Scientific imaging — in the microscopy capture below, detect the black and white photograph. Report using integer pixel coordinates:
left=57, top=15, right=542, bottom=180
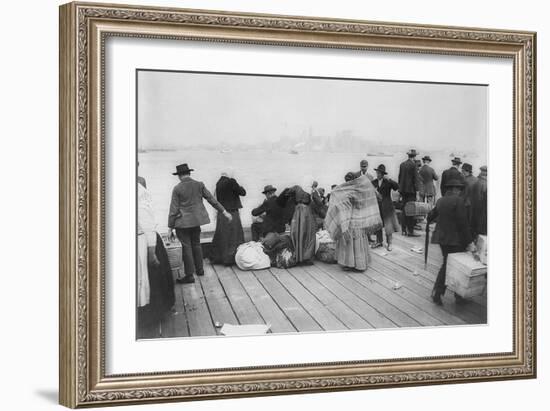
left=136, top=69, right=488, bottom=339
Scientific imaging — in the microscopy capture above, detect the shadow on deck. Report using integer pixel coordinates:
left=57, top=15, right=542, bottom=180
left=137, top=232, right=487, bottom=339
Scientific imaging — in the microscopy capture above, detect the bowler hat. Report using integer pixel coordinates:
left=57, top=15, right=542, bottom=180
left=480, top=165, right=487, bottom=172
left=407, top=149, right=418, bottom=156
left=262, top=184, right=277, bottom=194
left=444, top=179, right=465, bottom=188
left=172, top=163, right=194, bottom=175
left=462, top=163, right=473, bottom=173
left=360, top=159, right=369, bottom=166
left=422, top=155, right=432, bottom=162
left=374, top=164, right=388, bottom=174
left=451, top=157, right=462, bottom=165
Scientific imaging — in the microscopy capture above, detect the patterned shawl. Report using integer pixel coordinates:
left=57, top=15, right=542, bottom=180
left=324, top=175, right=382, bottom=240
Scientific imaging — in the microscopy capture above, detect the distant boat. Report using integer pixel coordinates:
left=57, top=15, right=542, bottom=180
left=289, top=149, right=299, bottom=155
left=367, top=152, right=393, bottom=157
left=220, top=148, right=232, bottom=154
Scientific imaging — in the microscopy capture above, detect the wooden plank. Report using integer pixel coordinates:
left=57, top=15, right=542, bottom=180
left=313, top=262, right=443, bottom=327
left=372, top=241, right=488, bottom=310
left=212, top=265, right=266, bottom=327
left=180, top=279, right=217, bottom=337
left=369, top=257, right=486, bottom=324
left=372, top=247, right=487, bottom=320
left=391, top=234, right=488, bottom=309
left=253, top=269, right=323, bottom=332
left=199, top=264, right=239, bottom=328
left=233, top=267, right=297, bottom=333
left=300, top=265, right=398, bottom=329
left=315, top=262, right=421, bottom=328
left=287, top=266, right=373, bottom=330
left=363, top=265, right=468, bottom=325
left=160, top=283, right=190, bottom=338
left=270, top=267, right=348, bottom=331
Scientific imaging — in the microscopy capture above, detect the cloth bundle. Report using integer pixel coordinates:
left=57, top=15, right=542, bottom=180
left=324, top=175, right=382, bottom=241
left=235, top=241, right=271, bottom=271
left=261, top=232, right=297, bottom=269
left=314, top=230, right=336, bottom=263
left=274, top=248, right=297, bottom=269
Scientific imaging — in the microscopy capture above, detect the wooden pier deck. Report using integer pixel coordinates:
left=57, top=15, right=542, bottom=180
left=137, top=233, right=487, bottom=339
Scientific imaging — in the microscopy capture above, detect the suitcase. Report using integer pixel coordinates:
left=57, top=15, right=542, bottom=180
left=404, top=201, right=432, bottom=217
left=445, top=252, right=487, bottom=298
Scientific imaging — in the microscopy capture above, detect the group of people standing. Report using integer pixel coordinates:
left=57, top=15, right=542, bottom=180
left=137, top=149, right=488, bottom=324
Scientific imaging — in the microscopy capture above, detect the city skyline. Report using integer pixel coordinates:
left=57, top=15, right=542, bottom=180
left=137, top=70, right=487, bottom=158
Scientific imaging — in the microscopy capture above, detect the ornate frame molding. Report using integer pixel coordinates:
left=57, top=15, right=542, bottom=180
left=59, top=2, right=536, bottom=408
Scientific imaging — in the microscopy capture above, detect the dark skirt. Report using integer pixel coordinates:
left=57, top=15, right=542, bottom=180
left=137, top=233, right=176, bottom=336
left=290, top=204, right=316, bottom=263
left=211, top=210, right=245, bottom=264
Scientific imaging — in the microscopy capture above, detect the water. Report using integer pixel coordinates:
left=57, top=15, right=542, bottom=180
left=138, top=149, right=480, bottom=233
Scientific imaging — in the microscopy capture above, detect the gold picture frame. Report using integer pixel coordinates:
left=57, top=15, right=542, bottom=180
left=59, top=1, right=537, bottom=408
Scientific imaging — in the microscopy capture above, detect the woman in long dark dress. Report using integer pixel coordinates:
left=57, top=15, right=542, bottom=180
left=211, top=171, right=246, bottom=265
left=277, top=185, right=317, bottom=265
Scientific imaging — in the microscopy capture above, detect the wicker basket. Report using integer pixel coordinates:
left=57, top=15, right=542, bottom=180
left=161, top=234, right=182, bottom=271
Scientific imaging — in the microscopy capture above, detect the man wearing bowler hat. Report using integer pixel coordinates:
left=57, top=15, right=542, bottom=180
left=168, top=163, right=232, bottom=284
left=427, top=179, right=475, bottom=305
left=398, top=148, right=422, bottom=236
left=251, top=185, right=287, bottom=241
left=419, top=155, right=438, bottom=205
left=440, top=157, right=465, bottom=196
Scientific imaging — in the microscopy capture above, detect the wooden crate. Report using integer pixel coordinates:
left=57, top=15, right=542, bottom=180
left=446, top=252, right=487, bottom=299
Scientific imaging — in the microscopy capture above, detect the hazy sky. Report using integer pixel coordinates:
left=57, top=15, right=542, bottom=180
left=137, top=70, right=487, bottom=154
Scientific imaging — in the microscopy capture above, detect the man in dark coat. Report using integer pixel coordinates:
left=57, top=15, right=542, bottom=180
left=251, top=185, right=287, bottom=241
left=440, top=157, right=465, bottom=196
left=398, top=149, right=421, bottom=236
left=461, top=163, right=478, bottom=229
left=427, top=179, right=475, bottom=305
left=471, top=166, right=488, bottom=236
left=310, top=180, right=327, bottom=228
left=167, top=163, right=232, bottom=284
left=419, top=155, right=438, bottom=205
left=372, top=164, right=400, bottom=251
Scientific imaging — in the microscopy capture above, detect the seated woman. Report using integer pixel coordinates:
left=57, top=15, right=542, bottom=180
left=324, top=174, right=382, bottom=272
left=277, top=185, right=317, bottom=265
left=211, top=170, right=246, bottom=265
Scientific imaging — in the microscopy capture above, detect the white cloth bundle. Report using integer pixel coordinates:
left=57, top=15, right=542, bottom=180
left=235, top=241, right=271, bottom=271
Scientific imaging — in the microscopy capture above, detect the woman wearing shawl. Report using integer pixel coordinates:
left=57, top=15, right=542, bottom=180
left=325, top=174, right=383, bottom=271
left=211, top=169, right=247, bottom=265
left=277, top=185, right=317, bottom=265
